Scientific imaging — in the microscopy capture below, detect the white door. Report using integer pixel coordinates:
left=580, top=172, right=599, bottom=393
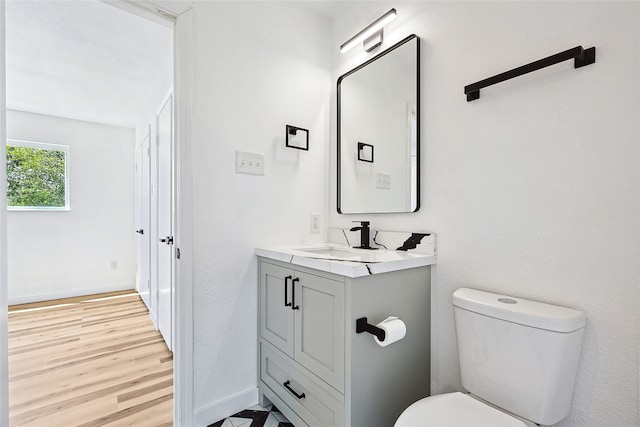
left=157, top=93, right=174, bottom=351
left=135, top=130, right=151, bottom=309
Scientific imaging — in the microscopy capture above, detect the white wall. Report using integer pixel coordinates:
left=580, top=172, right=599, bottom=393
left=6, top=110, right=136, bottom=304
left=188, top=2, right=331, bottom=423
left=136, top=46, right=173, bottom=140
left=330, top=2, right=639, bottom=426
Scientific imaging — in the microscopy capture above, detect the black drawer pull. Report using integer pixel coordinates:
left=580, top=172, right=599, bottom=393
left=291, top=278, right=300, bottom=310
left=284, top=276, right=292, bottom=307
left=283, top=380, right=305, bottom=399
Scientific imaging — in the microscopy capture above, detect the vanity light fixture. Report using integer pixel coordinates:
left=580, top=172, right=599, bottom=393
left=340, top=8, right=397, bottom=54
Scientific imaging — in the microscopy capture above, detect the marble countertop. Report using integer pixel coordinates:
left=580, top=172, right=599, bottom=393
left=255, top=244, right=436, bottom=278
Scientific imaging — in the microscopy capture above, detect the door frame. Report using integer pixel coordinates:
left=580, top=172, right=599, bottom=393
left=0, top=2, right=195, bottom=425
left=135, top=125, right=151, bottom=309
left=173, top=7, right=195, bottom=425
left=1, top=1, right=9, bottom=425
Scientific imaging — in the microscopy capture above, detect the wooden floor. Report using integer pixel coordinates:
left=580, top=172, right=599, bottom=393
left=8, top=291, right=173, bottom=427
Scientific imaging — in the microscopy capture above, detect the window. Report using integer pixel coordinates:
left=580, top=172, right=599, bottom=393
left=6, top=139, right=70, bottom=211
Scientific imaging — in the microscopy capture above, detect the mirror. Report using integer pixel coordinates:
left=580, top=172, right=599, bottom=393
left=337, top=34, right=419, bottom=214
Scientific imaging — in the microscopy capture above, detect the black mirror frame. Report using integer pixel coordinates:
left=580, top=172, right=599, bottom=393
left=337, top=34, right=420, bottom=214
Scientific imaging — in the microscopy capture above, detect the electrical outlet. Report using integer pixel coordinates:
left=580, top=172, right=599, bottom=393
left=236, top=150, right=265, bottom=175
left=310, top=213, right=321, bottom=234
left=376, top=172, right=391, bottom=189
left=110, top=260, right=118, bottom=270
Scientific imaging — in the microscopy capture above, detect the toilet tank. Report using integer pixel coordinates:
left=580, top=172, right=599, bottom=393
left=453, top=288, right=585, bottom=426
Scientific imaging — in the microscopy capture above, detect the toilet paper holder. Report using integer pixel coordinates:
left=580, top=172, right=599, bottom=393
left=356, top=317, right=386, bottom=341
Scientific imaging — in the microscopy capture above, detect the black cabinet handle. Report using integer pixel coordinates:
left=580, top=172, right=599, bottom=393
left=135, top=229, right=144, bottom=235
left=284, top=276, right=292, bottom=307
left=291, top=278, right=300, bottom=310
left=283, top=380, right=305, bottom=399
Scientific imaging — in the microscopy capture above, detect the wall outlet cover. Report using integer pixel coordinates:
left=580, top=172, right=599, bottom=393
left=310, top=213, right=321, bottom=234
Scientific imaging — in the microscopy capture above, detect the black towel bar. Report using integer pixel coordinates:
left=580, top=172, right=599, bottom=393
left=464, top=45, right=596, bottom=101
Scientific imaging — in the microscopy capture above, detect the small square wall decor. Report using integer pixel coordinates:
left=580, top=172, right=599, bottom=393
left=286, top=125, right=309, bottom=150
left=357, top=142, right=374, bottom=162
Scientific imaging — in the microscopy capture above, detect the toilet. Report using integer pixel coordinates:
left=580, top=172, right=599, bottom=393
left=395, top=288, right=585, bottom=427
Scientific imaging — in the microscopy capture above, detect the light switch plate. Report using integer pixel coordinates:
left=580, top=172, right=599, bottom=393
left=236, top=150, right=265, bottom=175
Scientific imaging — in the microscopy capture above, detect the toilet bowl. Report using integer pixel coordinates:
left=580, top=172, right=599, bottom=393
left=394, top=288, right=585, bottom=427
left=395, top=392, right=535, bottom=427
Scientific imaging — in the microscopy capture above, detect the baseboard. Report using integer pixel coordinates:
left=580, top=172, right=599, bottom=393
left=193, top=387, right=259, bottom=427
left=7, top=282, right=136, bottom=305
left=148, top=306, right=159, bottom=330
left=139, top=290, right=150, bottom=308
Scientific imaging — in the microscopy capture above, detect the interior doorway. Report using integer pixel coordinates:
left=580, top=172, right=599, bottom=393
left=2, top=0, right=183, bottom=424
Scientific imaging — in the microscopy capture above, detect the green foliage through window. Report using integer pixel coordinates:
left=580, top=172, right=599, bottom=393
left=6, top=141, right=68, bottom=209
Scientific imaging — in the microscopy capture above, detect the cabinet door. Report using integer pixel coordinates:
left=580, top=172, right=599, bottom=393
left=260, top=262, right=295, bottom=357
left=294, top=271, right=345, bottom=392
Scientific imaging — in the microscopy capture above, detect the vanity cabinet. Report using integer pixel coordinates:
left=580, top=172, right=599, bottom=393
left=260, top=262, right=345, bottom=392
left=258, top=257, right=431, bottom=427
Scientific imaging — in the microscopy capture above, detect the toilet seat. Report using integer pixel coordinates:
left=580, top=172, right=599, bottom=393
left=394, top=392, right=528, bottom=427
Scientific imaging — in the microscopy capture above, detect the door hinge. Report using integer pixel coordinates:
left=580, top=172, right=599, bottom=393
left=176, top=247, right=181, bottom=260
left=156, top=8, right=177, bottom=20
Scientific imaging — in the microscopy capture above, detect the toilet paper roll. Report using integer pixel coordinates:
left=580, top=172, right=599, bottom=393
left=374, top=316, right=407, bottom=347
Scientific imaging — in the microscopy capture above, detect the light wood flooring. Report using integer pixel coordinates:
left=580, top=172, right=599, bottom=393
left=8, top=291, right=173, bottom=426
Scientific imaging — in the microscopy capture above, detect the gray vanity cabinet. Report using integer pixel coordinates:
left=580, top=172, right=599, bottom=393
left=259, top=260, right=346, bottom=426
left=258, top=257, right=431, bottom=427
left=260, top=261, right=345, bottom=392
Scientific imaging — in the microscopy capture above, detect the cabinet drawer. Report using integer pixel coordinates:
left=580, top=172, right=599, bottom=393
left=261, top=341, right=344, bottom=427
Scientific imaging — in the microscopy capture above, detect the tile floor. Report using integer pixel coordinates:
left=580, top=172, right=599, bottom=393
left=208, top=404, right=294, bottom=427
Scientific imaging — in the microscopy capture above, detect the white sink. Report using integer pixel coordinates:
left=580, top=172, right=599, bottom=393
left=291, top=245, right=413, bottom=263
left=293, top=246, right=366, bottom=259
left=256, top=243, right=436, bottom=277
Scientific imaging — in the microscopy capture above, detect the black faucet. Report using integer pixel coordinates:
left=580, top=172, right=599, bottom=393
left=350, top=221, right=377, bottom=250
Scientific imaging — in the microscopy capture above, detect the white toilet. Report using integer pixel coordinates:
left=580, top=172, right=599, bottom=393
left=395, top=287, right=585, bottom=427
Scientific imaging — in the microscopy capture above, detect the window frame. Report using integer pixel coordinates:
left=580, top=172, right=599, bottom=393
left=6, top=139, right=70, bottom=211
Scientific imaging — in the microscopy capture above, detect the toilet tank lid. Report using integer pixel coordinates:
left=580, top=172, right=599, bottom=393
left=453, top=288, right=585, bottom=333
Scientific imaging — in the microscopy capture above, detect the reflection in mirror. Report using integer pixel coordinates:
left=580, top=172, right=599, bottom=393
left=338, top=35, right=419, bottom=214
